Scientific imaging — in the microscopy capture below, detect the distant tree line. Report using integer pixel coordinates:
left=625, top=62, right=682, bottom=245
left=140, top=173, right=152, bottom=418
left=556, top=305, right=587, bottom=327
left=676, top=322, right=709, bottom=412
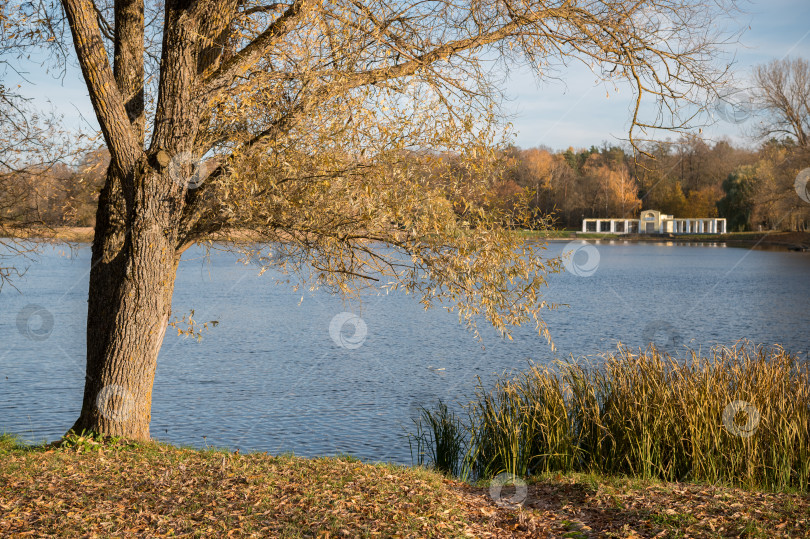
left=0, top=149, right=107, bottom=228
left=488, top=136, right=809, bottom=231
left=3, top=135, right=809, bottom=232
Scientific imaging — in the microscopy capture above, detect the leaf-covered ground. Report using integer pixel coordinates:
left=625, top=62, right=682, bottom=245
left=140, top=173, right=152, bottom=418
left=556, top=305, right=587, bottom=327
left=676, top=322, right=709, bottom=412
left=0, top=436, right=808, bottom=537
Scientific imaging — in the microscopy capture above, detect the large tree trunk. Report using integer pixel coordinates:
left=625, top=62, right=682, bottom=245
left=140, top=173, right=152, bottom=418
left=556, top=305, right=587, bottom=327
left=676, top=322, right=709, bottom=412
left=63, top=0, right=227, bottom=439
left=63, top=0, right=202, bottom=440
left=71, top=164, right=180, bottom=440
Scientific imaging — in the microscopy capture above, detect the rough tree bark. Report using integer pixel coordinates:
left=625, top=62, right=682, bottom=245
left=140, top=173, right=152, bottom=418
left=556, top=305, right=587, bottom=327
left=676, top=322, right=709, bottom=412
left=65, top=0, right=202, bottom=439
left=71, top=163, right=181, bottom=439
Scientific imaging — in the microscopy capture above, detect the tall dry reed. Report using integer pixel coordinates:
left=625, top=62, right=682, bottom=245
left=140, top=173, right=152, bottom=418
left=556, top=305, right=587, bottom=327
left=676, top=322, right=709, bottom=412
left=410, top=342, right=810, bottom=491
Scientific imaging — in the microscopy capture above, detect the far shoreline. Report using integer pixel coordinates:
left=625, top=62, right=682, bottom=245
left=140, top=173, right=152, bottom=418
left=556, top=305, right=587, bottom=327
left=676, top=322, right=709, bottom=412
left=522, top=229, right=810, bottom=252
left=4, top=226, right=810, bottom=252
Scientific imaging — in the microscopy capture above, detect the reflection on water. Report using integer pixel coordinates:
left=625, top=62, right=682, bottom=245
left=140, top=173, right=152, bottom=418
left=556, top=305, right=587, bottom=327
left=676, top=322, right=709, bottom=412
left=1, top=242, right=808, bottom=463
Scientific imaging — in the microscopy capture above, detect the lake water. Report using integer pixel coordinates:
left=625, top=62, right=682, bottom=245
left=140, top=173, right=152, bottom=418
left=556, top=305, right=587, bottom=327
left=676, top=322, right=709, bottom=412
left=1, top=240, right=809, bottom=464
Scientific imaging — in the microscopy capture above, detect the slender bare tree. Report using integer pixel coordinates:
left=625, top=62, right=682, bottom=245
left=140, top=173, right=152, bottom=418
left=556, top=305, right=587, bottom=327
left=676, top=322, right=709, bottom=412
left=753, top=57, right=810, bottom=147
left=3, top=0, right=734, bottom=439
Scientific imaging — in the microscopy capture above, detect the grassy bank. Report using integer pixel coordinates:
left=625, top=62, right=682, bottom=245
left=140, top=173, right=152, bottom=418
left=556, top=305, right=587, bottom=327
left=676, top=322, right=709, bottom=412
left=2, top=433, right=809, bottom=537
left=412, top=343, right=810, bottom=493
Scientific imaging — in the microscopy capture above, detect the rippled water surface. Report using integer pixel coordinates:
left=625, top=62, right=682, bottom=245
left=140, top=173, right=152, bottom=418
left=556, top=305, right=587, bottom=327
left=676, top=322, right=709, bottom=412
left=1, top=241, right=808, bottom=463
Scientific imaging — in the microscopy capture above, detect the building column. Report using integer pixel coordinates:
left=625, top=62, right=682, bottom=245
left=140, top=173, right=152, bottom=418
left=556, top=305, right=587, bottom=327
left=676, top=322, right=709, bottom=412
left=609, top=220, right=615, bottom=233
left=582, top=220, right=587, bottom=233
left=624, top=220, right=629, bottom=234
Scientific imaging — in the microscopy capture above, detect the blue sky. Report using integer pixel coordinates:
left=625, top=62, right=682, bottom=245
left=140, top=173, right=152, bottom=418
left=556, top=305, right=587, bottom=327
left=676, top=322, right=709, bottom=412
left=11, top=0, right=810, bottom=151
left=504, top=0, right=810, bottom=149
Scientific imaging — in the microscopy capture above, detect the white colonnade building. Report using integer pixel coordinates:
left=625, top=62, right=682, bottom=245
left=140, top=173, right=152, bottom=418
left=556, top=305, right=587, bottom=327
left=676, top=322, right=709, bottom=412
left=582, top=210, right=726, bottom=235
